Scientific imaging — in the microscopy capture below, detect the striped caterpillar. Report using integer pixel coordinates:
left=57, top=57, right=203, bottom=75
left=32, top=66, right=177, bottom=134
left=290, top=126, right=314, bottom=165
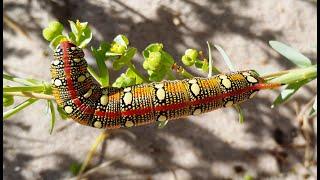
left=50, top=41, right=280, bottom=129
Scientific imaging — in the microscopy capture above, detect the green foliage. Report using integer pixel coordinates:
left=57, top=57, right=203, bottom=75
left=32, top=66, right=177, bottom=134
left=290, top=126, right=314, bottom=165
left=214, top=44, right=235, bottom=71
left=42, top=21, right=64, bottom=41
left=68, top=20, right=92, bottom=48
left=3, top=95, right=14, bottom=107
left=268, top=41, right=317, bottom=107
left=113, top=47, right=137, bottom=70
left=110, top=34, right=129, bottom=54
left=48, top=100, right=56, bottom=134
left=142, top=43, right=174, bottom=81
left=182, top=49, right=198, bottom=66
left=43, top=20, right=92, bottom=50
left=69, top=162, right=82, bottom=176
left=3, top=20, right=317, bottom=133
left=91, top=42, right=111, bottom=87
left=269, top=41, right=312, bottom=68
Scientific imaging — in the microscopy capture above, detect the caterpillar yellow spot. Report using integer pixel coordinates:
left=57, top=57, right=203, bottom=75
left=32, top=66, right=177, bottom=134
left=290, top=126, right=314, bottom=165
left=123, top=92, right=133, bottom=105
left=246, top=76, right=258, bottom=83
left=54, top=79, right=62, bottom=86
left=100, top=95, right=108, bottom=105
left=193, top=109, right=201, bottom=115
left=222, top=78, right=232, bottom=89
left=78, top=75, right=86, bottom=82
left=64, top=106, right=73, bottom=114
left=83, top=89, right=93, bottom=98
left=156, top=88, right=166, bottom=100
left=225, top=101, right=234, bottom=107
left=158, top=115, right=167, bottom=122
left=93, top=121, right=103, bottom=128
left=191, top=83, right=200, bottom=96
left=125, top=120, right=134, bottom=127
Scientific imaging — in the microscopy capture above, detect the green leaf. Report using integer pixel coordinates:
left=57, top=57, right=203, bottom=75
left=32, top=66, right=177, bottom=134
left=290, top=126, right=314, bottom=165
left=214, top=44, right=235, bottom=71
left=91, top=42, right=111, bottom=87
left=68, top=32, right=76, bottom=44
left=57, top=106, right=68, bottom=120
left=48, top=100, right=56, bottom=134
left=194, top=60, right=203, bottom=69
left=113, top=34, right=129, bottom=47
left=3, top=74, right=40, bottom=85
left=126, top=68, right=144, bottom=84
left=234, top=105, right=245, bottom=123
left=3, top=98, right=38, bottom=120
left=3, top=95, right=14, bottom=107
left=201, top=60, right=209, bottom=73
left=49, top=35, right=68, bottom=50
left=112, top=47, right=136, bottom=70
left=68, top=20, right=92, bottom=47
left=142, top=43, right=163, bottom=59
left=68, top=20, right=78, bottom=35
left=69, top=162, right=82, bottom=176
left=157, top=120, right=169, bottom=129
left=110, top=42, right=126, bottom=54
left=148, top=68, right=166, bottom=82
left=78, top=27, right=92, bottom=48
left=272, top=79, right=311, bottom=108
left=112, top=73, right=136, bottom=88
left=42, top=21, right=64, bottom=41
left=243, top=174, right=254, bottom=180
left=160, top=51, right=174, bottom=67
left=269, top=41, right=312, bottom=68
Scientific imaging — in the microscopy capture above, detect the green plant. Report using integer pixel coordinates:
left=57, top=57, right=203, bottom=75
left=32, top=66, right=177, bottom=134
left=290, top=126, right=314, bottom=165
left=3, top=20, right=317, bottom=176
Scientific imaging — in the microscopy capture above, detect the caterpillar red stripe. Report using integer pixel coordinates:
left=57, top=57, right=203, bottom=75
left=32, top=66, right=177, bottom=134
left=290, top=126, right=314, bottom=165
left=50, top=41, right=280, bottom=129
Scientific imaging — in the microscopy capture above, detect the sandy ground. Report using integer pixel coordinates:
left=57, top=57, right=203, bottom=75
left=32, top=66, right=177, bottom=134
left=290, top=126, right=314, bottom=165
left=3, top=0, right=317, bottom=179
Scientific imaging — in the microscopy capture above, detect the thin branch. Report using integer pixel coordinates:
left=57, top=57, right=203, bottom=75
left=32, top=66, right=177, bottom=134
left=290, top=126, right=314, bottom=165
left=4, top=92, right=55, bottom=100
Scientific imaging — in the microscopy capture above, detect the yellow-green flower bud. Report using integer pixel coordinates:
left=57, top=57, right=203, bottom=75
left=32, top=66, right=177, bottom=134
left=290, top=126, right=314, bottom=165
left=110, top=42, right=126, bottom=54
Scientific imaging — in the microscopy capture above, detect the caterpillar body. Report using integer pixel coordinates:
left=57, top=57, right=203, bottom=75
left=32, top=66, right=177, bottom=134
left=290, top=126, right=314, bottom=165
left=50, top=41, right=279, bottom=129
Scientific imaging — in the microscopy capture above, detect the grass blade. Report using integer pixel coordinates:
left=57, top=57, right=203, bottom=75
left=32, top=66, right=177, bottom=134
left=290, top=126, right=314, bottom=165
left=214, top=44, right=235, bottom=71
left=234, top=105, right=245, bottom=123
left=48, top=100, right=56, bottom=134
left=269, top=41, right=312, bottom=68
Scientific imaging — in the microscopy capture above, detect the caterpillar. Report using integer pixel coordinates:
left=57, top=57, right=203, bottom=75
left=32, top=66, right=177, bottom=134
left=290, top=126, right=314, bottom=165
left=50, top=41, right=280, bottom=129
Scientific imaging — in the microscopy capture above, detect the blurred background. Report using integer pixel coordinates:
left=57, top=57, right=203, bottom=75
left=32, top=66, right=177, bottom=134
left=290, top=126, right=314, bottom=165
left=3, top=0, right=317, bottom=179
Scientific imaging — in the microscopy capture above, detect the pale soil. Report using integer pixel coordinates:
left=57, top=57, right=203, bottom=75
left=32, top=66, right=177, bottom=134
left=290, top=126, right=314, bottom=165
left=3, top=0, right=317, bottom=179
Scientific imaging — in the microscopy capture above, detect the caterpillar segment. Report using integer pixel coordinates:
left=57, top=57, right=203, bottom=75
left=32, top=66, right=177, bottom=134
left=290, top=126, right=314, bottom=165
left=50, top=41, right=278, bottom=129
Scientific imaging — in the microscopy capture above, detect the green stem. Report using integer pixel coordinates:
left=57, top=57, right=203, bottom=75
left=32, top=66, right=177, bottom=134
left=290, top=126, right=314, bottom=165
left=3, top=85, right=45, bottom=92
left=3, top=74, right=39, bottom=85
left=4, top=92, right=55, bottom=100
left=3, top=98, right=38, bottom=119
left=167, top=71, right=176, bottom=80
left=180, top=68, right=194, bottom=78
left=207, top=41, right=213, bottom=77
left=127, top=62, right=150, bottom=83
left=267, top=65, right=317, bottom=84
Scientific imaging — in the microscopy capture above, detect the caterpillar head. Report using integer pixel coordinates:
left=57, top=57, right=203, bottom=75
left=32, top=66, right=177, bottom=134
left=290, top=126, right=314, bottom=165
left=53, top=41, right=84, bottom=62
